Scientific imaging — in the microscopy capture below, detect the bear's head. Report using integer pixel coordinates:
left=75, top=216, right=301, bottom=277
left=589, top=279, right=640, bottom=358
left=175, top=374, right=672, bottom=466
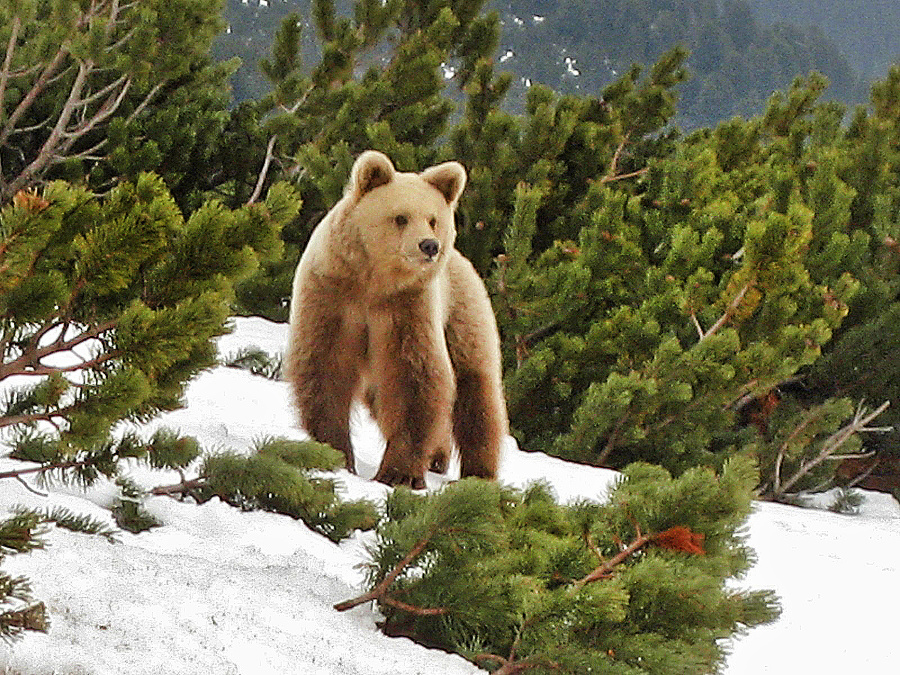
left=347, top=151, right=466, bottom=292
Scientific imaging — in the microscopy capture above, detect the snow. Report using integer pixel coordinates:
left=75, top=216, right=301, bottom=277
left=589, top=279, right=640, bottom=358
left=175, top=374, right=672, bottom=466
left=1, top=317, right=898, bottom=674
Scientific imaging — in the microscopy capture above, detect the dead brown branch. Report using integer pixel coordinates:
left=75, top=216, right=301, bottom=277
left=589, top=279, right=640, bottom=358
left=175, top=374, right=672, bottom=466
left=0, top=459, right=90, bottom=480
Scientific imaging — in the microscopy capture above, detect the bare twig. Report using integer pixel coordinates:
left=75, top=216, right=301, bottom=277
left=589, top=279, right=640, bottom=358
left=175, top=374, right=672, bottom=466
left=474, top=654, right=559, bottom=675
left=598, top=132, right=649, bottom=185
left=380, top=597, right=448, bottom=616
left=8, top=115, right=55, bottom=136
left=845, top=459, right=880, bottom=489
left=0, top=319, right=117, bottom=380
left=573, top=531, right=651, bottom=589
left=0, top=459, right=89, bottom=480
left=0, top=408, right=70, bottom=429
left=71, top=73, right=129, bottom=110
left=247, top=135, right=277, bottom=205
left=584, top=531, right=604, bottom=563
left=699, top=281, right=752, bottom=342
left=775, top=400, right=891, bottom=498
left=3, top=59, right=94, bottom=200
left=149, top=477, right=207, bottom=496
left=0, top=46, right=69, bottom=151
left=58, top=77, right=131, bottom=155
left=690, top=312, right=704, bottom=340
left=0, top=17, right=22, bottom=146
left=599, top=167, right=649, bottom=184
left=604, top=133, right=629, bottom=180
left=17, top=350, right=121, bottom=377
left=773, top=409, right=820, bottom=495
left=15, top=475, right=49, bottom=497
left=125, top=82, right=163, bottom=124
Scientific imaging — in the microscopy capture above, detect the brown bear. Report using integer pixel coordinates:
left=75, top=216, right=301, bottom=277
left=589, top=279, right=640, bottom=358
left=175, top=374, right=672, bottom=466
left=285, top=150, right=508, bottom=488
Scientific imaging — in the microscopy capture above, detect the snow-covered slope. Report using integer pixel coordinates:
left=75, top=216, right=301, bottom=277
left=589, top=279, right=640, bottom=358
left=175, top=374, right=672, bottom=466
left=0, top=318, right=897, bottom=674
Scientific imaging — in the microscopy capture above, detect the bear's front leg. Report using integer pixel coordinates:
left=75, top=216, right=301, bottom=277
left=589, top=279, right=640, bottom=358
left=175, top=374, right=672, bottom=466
left=286, top=294, right=366, bottom=472
left=368, top=305, right=455, bottom=488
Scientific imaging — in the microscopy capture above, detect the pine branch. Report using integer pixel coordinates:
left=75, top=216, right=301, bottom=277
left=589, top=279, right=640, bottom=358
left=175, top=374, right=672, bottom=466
left=0, top=18, right=21, bottom=171
left=574, top=525, right=706, bottom=589
left=334, top=529, right=436, bottom=611
left=775, top=400, right=891, bottom=498
left=0, top=46, right=68, bottom=151
left=698, top=280, right=753, bottom=342
left=247, top=135, right=278, bottom=205
left=0, top=459, right=90, bottom=481
left=14, top=505, right=118, bottom=543
left=0, top=319, right=117, bottom=381
left=148, top=477, right=206, bottom=497
left=0, top=602, right=49, bottom=640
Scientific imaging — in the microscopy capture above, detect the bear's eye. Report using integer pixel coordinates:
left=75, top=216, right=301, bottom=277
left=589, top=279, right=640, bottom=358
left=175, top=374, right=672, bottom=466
left=428, top=216, right=437, bottom=230
left=394, top=214, right=408, bottom=228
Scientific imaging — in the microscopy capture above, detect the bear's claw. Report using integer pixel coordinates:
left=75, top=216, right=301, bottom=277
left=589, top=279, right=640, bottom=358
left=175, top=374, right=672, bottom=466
left=374, top=466, right=427, bottom=490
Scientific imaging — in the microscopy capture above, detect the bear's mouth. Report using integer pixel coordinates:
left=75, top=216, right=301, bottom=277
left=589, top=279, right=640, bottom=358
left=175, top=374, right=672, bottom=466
left=404, top=251, right=439, bottom=266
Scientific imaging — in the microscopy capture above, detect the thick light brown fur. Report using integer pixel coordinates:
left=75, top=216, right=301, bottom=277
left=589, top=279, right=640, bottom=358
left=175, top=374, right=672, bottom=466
left=285, top=151, right=508, bottom=488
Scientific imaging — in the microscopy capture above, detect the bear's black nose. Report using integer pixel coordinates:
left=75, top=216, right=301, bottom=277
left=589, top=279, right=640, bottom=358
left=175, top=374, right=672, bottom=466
left=419, top=239, right=439, bottom=257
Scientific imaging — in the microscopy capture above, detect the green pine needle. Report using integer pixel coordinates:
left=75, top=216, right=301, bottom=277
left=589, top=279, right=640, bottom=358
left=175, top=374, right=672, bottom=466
left=223, top=346, right=283, bottom=380
left=13, top=506, right=119, bottom=544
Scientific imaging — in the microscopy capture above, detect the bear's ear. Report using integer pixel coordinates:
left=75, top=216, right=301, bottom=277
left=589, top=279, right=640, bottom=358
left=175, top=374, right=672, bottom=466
left=349, top=151, right=395, bottom=198
left=421, top=161, right=466, bottom=208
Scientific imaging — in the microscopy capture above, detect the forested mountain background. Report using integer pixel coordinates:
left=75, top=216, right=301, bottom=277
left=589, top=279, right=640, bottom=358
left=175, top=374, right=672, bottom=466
left=213, top=0, right=893, bottom=128
left=749, top=0, right=900, bottom=80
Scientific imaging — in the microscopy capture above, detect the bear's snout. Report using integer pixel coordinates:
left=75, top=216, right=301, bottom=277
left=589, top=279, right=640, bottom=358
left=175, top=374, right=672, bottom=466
left=419, top=239, right=440, bottom=258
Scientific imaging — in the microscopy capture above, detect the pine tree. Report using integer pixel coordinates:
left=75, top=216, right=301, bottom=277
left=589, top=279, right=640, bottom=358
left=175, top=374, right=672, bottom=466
left=0, top=0, right=239, bottom=208
left=336, top=457, right=779, bottom=674
left=0, top=173, right=297, bottom=636
left=489, top=69, right=898, bottom=501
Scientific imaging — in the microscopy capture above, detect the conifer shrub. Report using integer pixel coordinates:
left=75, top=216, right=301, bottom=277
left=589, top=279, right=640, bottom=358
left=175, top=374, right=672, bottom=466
left=484, top=72, right=897, bottom=502
left=0, top=510, right=49, bottom=641
left=0, top=172, right=297, bottom=637
left=165, top=437, right=380, bottom=543
left=336, top=457, right=779, bottom=674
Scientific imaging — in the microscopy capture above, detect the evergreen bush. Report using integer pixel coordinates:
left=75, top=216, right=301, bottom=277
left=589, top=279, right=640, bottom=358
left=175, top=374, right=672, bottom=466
left=337, top=457, right=779, bottom=674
